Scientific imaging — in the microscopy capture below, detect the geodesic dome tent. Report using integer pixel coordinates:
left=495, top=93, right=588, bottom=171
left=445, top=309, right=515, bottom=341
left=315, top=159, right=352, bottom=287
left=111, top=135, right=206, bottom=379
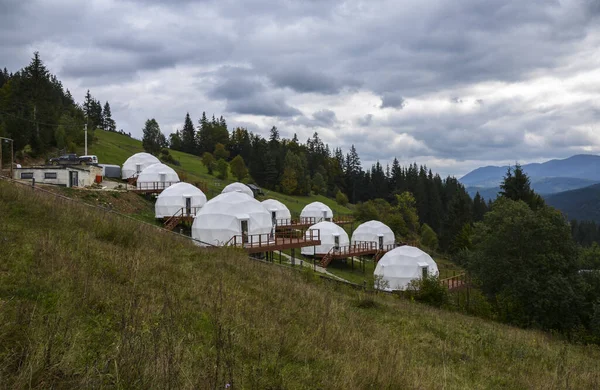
left=373, top=246, right=439, bottom=291
left=192, top=191, right=273, bottom=247
left=136, top=163, right=180, bottom=190
left=352, top=220, right=395, bottom=249
left=121, top=152, right=160, bottom=179
left=155, top=182, right=207, bottom=218
left=301, top=221, right=349, bottom=256
left=261, top=199, right=292, bottom=223
left=222, top=182, right=254, bottom=198
left=300, top=201, right=333, bottom=223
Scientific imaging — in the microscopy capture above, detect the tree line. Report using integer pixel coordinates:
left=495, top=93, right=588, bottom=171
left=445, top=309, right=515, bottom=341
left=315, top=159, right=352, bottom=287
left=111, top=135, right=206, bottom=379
left=0, top=53, right=123, bottom=157
left=141, top=111, right=485, bottom=252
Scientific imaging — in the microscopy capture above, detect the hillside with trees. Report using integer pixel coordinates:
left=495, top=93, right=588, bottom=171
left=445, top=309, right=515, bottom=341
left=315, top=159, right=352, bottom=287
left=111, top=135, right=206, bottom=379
left=0, top=53, right=122, bottom=157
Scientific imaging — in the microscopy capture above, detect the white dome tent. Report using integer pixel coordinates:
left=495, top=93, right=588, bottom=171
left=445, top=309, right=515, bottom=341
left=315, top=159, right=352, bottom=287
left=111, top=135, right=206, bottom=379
left=261, top=199, right=292, bottom=224
left=192, top=191, right=273, bottom=247
left=300, top=201, right=333, bottom=223
left=121, top=152, right=160, bottom=179
left=136, top=163, right=180, bottom=190
left=222, top=182, right=254, bottom=198
left=352, top=220, right=395, bottom=250
left=155, top=182, right=207, bottom=219
left=374, top=246, right=439, bottom=291
left=301, top=221, right=349, bottom=256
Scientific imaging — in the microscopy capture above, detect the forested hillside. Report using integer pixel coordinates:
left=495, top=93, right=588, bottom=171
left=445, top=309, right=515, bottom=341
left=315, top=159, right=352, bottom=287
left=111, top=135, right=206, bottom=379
left=0, top=52, right=120, bottom=156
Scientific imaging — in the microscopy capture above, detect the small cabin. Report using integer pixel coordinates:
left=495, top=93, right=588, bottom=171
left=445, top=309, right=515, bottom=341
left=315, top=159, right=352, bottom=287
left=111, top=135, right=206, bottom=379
left=13, top=165, right=102, bottom=188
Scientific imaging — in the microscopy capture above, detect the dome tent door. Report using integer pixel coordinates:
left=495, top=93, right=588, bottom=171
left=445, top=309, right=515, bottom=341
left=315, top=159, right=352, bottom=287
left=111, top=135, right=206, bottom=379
left=240, top=219, right=249, bottom=243
left=185, top=197, right=192, bottom=216
left=378, top=234, right=384, bottom=250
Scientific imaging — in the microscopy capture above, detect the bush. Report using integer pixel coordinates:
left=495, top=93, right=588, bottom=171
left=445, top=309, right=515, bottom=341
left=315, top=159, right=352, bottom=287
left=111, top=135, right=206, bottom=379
left=336, top=190, right=349, bottom=206
left=406, top=275, right=448, bottom=308
left=216, top=159, right=229, bottom=180
left=421, top=223, right=438, bottom=250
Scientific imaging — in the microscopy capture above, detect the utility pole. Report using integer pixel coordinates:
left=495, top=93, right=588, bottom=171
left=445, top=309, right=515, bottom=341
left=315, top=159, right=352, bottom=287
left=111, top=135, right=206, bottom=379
left=84, top=123, right=88, bottom=155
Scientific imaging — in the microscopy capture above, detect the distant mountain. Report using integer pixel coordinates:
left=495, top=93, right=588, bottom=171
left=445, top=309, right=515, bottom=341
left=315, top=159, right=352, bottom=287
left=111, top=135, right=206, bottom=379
left=546, top=183, right=600, bottom=223
left=466, top=177, right=600, bottom=202
left=460, top=154, right=600, bottom=188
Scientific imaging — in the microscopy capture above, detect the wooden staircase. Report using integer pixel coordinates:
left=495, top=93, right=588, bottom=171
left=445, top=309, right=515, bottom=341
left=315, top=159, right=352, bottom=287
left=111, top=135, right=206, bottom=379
left=319, top=248, right=335, bottom=268
left=164, top=208, right=184, bottom=231
left=374, top=250, right=385, bottom=262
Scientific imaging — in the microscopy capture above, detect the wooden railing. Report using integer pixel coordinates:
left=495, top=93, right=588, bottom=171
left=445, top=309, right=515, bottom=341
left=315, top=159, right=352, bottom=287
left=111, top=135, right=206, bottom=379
left=333, top=214, right=354, bottom=224
left=224, top=228, right=321, bottom=249
left=136, top=181, right=179, bottom=191
left=440, top=273, right=468, bottom=290
left=163, top=206, right=203, bottom=230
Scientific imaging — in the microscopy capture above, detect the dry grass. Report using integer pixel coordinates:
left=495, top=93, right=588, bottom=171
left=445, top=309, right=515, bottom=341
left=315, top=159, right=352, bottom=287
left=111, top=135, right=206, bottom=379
left=1, top=180, right=600, bottom=389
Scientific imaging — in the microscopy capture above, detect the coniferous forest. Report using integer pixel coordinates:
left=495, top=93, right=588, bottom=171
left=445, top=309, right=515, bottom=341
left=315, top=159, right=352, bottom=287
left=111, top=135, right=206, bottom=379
left=0, top=52, right=122, bottom=157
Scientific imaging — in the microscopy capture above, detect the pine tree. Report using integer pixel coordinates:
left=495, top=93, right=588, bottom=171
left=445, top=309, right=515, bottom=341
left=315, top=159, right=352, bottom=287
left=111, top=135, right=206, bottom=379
left=499, top=164, right=545, bottom=210
left=181, top=113, right=196, bottom=154
left=473, top=192, right=488, bottom=221
left=142, top=118, right=164, bottom=156
left=102, top=101, right=116, bottom=132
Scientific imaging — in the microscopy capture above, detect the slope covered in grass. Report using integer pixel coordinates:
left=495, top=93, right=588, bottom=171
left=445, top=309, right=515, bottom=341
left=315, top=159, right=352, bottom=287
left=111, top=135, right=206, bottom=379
left=1, top=180, right=600, bottom=388
left=87, top=130, right=352, bottom=215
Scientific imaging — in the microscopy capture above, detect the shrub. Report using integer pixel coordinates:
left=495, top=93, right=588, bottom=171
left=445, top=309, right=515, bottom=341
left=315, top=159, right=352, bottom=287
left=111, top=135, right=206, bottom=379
left=406, top=274, right=448, bottom=308
left=421, top=223, right=438, bottom=250
left=336, top=190, right=349, bottom=206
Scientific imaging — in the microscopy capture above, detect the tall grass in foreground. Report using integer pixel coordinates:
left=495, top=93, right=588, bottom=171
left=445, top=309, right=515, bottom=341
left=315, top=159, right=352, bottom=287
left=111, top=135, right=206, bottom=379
left=1, top=181, right=600, bottom=389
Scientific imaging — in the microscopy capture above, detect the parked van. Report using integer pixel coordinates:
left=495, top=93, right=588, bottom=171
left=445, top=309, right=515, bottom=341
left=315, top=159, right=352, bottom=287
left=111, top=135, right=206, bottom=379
left=80, top=155, right=98, bottom=164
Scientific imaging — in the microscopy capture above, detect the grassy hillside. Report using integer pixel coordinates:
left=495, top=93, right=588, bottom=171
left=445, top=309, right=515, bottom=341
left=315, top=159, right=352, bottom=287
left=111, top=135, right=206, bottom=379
left=86, top=131, right=352, bottom=215
left=2, top=180, right=600, bottom=388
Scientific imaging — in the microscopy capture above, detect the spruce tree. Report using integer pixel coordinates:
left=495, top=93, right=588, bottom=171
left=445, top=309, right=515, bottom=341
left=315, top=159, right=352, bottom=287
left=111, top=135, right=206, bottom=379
left=102, top=101, right=116, bottom=132
left=181, top=113, right=196, bottom=154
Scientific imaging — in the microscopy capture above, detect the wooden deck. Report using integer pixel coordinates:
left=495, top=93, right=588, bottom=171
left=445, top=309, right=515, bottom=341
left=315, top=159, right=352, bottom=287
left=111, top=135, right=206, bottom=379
left=131, top=181, right=179, bottom=194
left=225, top=228, right=322, bottom=254
left=275, top=215, right=354, bottom=231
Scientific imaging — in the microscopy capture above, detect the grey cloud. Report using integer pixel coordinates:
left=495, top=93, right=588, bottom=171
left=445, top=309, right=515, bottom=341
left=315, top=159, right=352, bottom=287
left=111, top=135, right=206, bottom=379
left=312, top=109, right=337, bottom=126
left=356, top=114, right=373, bottom=127
left=288, top=109, right=338, bottom=128
left=226, top=97, right=301, bottom=117
left=380, top=94, right=406, bottom=109
left=269, top=67, right=359, bottom=94
left=209, top=77, right=266, bottom=100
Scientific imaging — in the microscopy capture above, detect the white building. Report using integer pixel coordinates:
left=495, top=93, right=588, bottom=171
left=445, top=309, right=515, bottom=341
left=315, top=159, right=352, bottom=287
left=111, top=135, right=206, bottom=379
left=374, top=246, right=439, bottom=291
left=300, top=201, right=333, bottom=223
left=136, top=163, right=180, bottom=190
left=301, top=221, right=349, bottom=256
left=192, top=191, right=273, bottom=247
left=155, top=182, right=207, bottom=219
left=221, top=182, right=254, bottom=198
left=13, top=165, right=102, bottom=188
left=352, top=220, right=395, bottom=250
left=121, top=152, right=160, bottom=179
left=261, top=199, right=292, bottom=224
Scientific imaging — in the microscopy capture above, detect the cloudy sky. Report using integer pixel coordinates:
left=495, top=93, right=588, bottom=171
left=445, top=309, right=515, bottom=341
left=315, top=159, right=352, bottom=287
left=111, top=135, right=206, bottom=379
left=2, top=0, right=600, bottom=177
